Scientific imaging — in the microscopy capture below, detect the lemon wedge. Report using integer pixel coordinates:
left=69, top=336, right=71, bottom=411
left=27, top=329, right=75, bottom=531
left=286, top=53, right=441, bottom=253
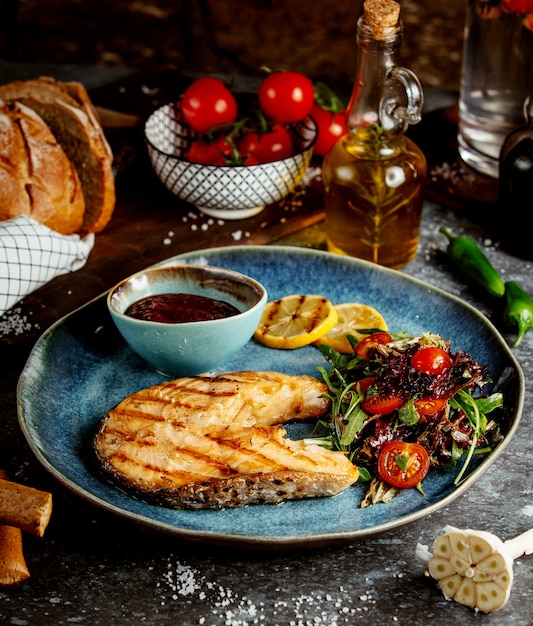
left=254, top=294, right=338, bottom=349
left=314, top=302, right=388, bottom=354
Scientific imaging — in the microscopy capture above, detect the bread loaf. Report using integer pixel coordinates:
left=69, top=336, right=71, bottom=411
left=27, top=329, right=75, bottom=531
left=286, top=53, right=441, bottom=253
left=0, top=76, right=115, bottom=234
left=0, top=101, right=85, bottom=235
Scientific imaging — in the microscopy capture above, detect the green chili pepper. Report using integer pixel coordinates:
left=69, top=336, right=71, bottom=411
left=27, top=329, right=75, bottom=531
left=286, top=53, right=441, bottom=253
left=439, top=227, right=505, bottom=299
left=503, top=280, right=533, bottom=347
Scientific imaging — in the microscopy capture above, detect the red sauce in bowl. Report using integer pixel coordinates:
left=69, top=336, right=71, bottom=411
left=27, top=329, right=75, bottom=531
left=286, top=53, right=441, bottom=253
left=124, top=293, right=240, bottom=323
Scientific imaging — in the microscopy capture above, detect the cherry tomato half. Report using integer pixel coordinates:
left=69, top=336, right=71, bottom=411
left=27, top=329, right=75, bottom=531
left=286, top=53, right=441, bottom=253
left=410, top=346, right=452, bottom=376
left=378, top=441, right=430, bottom=488
left=356, top=376, right=376, bottom=394
left=362, top=394, right=404, bottom=415
left=310, top=103, right=347, bottom=157
left=414, top=396, right=447, bottom=416
left=181, top=77, right=238, bottom=134
left=354, top=332, right=392, bottom=359
left=239, top=123, right=294, bottom=163
left=258, top=71, right=315, bottom=124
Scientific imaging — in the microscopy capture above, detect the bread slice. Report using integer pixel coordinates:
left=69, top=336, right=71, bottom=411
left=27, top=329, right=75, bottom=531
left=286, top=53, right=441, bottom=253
left=0, top=101, right=85, bottom=235
left=0, top=77, right=115, bottom=234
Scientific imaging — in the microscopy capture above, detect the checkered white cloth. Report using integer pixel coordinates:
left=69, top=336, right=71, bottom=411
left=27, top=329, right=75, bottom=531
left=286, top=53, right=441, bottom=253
left=0, top=215, right=94, bottom=316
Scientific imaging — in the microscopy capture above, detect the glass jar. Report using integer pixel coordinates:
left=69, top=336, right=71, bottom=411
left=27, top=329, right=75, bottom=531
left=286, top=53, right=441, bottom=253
left=322, top=0, right=426, bottom=270
left=458, top=0, right=533, bottom=179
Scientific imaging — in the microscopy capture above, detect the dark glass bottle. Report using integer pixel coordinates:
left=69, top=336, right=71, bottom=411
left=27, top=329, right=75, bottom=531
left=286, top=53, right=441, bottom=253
left=498, top=93, right=533, bottom=260
left=322, top=0, right=427, bottom=269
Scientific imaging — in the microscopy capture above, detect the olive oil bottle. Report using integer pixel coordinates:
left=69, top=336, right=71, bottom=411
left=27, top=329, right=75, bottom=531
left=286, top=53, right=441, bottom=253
left=323, top=0, right=427, bottom=269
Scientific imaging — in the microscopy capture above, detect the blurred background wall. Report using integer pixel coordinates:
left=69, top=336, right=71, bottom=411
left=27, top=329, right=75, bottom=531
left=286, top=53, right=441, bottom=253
left=0, top=0, right=466, bottom=91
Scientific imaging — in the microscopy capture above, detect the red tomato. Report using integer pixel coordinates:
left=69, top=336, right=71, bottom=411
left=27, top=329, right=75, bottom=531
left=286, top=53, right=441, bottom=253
left=213, top=135, right=235, bottom=159
left=241, top=153, right=260, bottom=165
left=501, top=0, right=533, bottom=14
left=187, top=135, right=236, bottom=165
left=258, top=71, right=315, bottom=124
left=414, top=396, right=447, bottom=416
left=411, top=347, right=452, bottom=376
left=186, top=140, right=225, bottom=165
left=181, top=77, right=238, bottom=134
left=362, top=394, right=404, bottom=415
left=354, top=332, right=392, bottom=359
left=378, top=441, right=430, bottom=488
left=356, top=376, right=376, bottom=394
left=239, top=124, right=294, bottom=163
left=310, top=103, right=347, bottom=157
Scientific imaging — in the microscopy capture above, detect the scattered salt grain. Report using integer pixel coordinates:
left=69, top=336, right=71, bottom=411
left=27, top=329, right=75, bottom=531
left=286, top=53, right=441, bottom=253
left=157, top=559, right=384, bottom=625
left=0, top=307, right=36, bottom=336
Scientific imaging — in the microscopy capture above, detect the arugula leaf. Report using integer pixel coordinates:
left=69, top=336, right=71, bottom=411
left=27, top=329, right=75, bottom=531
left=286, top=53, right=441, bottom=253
left=398, top=397, right=420, bottom=426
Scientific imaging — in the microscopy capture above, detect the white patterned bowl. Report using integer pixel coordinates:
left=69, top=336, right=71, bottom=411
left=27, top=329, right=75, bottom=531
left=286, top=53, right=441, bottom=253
left=144, top=102, right=317, bottom=220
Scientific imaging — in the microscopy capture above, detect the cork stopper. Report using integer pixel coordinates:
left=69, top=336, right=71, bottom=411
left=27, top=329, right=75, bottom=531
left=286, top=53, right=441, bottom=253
left=363, top=0, right=400, bottom=39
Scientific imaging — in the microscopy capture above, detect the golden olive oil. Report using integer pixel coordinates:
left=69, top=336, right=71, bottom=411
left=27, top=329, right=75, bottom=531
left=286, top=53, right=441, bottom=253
left=323, top=129, right=426, bottom=269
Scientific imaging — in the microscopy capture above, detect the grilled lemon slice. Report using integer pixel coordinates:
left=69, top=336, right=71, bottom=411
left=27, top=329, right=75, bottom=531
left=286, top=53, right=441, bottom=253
left=254, top=294, right=338, bottom=349
left=314, top=302, right=388, bottom=354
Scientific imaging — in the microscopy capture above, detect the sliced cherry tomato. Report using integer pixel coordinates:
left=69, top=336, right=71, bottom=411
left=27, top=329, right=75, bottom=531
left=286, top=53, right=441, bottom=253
left=414, top=396, right=447, bottom=416
left=310, top=103, right=347, bottom=157
left=356, top=376, right=376, bottom=394
left=378, top=441, right=430, bottom=488
left=258, top=71, right=315, bottom=124
left=410, top=346, right=452, bottom=376
left=362, top=393, right=404, bottom=415
left=239, top=124, right=294, bottom=163
left=354, top=332, right=392, bottom=359
left=181, top=77, right=238, bottom=134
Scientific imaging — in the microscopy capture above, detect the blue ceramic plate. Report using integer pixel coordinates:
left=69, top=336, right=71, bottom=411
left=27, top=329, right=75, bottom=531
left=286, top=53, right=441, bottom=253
left=18, top=246, right=524, bottom=549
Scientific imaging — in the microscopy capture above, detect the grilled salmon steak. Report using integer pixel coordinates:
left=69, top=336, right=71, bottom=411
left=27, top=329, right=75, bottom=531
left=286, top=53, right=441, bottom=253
left=93, top=371, right=359, bottom=509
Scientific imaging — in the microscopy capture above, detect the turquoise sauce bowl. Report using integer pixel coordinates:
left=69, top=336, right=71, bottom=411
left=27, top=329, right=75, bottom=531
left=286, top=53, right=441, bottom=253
left=107, top=264, right=267, bottom=377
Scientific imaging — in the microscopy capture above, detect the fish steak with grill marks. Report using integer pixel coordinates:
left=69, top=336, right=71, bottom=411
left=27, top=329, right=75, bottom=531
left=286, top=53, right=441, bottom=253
left=93, top=371, right=359, bottom=510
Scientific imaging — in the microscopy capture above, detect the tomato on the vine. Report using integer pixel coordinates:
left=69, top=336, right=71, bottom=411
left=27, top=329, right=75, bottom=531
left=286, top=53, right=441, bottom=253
left=310, top=103, right=347, bottom=157
left=187, top=135, right=235, bottom=165
left=362, top=393, right=404, bottom=415
left=378, top=441, right=430, bottom=488
left=241, top=153, right=260, bottom=166
left=239, top=123, right=294, bottom=163
left=354, top=332, right=392, bottom=359
left=258, top=71, right=315, bottom=124
left=411, top=346, right=452, bottom=376
left=181, top=77, right=238, bottom=134
left=414, top=396, right=447, bottom=416
left=186, top=140, right=225, bottom=165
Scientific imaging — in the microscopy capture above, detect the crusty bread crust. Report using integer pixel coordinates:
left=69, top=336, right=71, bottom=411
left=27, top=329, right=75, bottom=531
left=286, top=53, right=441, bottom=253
left=0, top=76, right=115, bottom=234
left=0, top=101, right=85, bottom=235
